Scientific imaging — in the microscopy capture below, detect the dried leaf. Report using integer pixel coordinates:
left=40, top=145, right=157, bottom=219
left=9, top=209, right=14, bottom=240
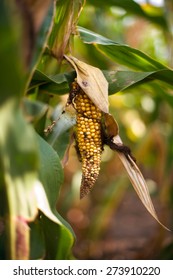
left=104, top=113, right=119, bottom=137
left=64, top=55, right=109, bottom=113
left=112, top=134, right=170, bottom=231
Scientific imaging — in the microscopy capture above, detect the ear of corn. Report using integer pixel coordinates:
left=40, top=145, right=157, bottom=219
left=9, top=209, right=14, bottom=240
left=70, top=81, right=103, bottom=198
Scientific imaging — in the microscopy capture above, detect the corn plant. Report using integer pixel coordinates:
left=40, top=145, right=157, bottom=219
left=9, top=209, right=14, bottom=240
left=0, top=0, right=173, bottom=260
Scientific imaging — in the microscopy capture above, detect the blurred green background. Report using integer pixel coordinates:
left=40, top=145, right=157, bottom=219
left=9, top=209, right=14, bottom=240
left=1, top=0, right=173, bottom=260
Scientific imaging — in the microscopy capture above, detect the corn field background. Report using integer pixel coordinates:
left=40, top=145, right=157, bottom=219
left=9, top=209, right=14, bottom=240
left=0, top=0, right=173, bottom=260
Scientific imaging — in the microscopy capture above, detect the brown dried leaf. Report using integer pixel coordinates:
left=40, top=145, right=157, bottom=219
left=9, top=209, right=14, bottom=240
left=64, top=55, right=109, bottom=113
left=104, top=113, right=119, bottom=137
left=112, top=134, right=170, bottom=231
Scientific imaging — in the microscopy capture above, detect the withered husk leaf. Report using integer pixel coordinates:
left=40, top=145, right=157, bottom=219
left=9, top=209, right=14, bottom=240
left=64, top=55, right=109, bottom=113
left=111, top=134, right=170, bottom=231
left=104, top=113, right=119, bottom=137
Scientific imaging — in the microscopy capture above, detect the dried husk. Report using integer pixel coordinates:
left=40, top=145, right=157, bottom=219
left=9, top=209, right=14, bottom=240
left=64, top=55, right=109, bottom=113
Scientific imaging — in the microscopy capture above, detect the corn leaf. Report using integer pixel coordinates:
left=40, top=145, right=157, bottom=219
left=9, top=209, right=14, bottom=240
left=45, top=104, right=76, bottom=160
left=29, top=69, right=74, bottom=94
left=29, top=221, right=45, bottom=260
left=36, top=135, right=75, bottom=259
left=0, top=0, right=41, bottom=259
left=78, top=26, right=170, bottom=71
left=103, top=69, right=173, bottom=94
left=0, top=100, right=40, bottom=259
left=30, top=67, right=173, bottom=97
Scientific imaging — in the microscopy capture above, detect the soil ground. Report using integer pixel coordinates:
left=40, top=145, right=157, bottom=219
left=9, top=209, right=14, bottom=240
left=72, top=192, right=172, bottom=260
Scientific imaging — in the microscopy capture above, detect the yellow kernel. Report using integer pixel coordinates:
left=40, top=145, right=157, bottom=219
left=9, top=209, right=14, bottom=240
left=71, top=81, right=103, bottom=197
left=91, top=105, right=96, bottom=110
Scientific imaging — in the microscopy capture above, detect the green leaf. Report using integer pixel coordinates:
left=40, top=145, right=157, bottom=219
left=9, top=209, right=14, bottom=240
left=29, top=69, right=76, bottom=94
left=37, top=135, right=75, bottom=259
left=23, top=99, right=48, bottom=123
left=29, top=67, right=173, bottom=98
left=41, top=215, right=74, bottom=260
left=0, top=0, right=75, bottom=260
left=29, top=220, right=45, bottom=260
left=46, top=104, right=76, bottom=159
left=0, top=0, right=46, bottom=259
left=104, top=70, right=153, bottom=94
left=78, top=26, right=169, bottom=71
left=0, top=102, right=39, bottom=219
left=0, top=100, right=40, bottom=259
left=22, top=98, right=48, bottom=136
left=0, top=0, right=25, bottom=103
left=103, top=69, right=173, bottom=94
left=37, top=134, right=64, bottom=208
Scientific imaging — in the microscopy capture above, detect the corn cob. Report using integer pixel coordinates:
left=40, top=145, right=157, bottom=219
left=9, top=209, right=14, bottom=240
left=70, top=80, right=103, bottom=198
